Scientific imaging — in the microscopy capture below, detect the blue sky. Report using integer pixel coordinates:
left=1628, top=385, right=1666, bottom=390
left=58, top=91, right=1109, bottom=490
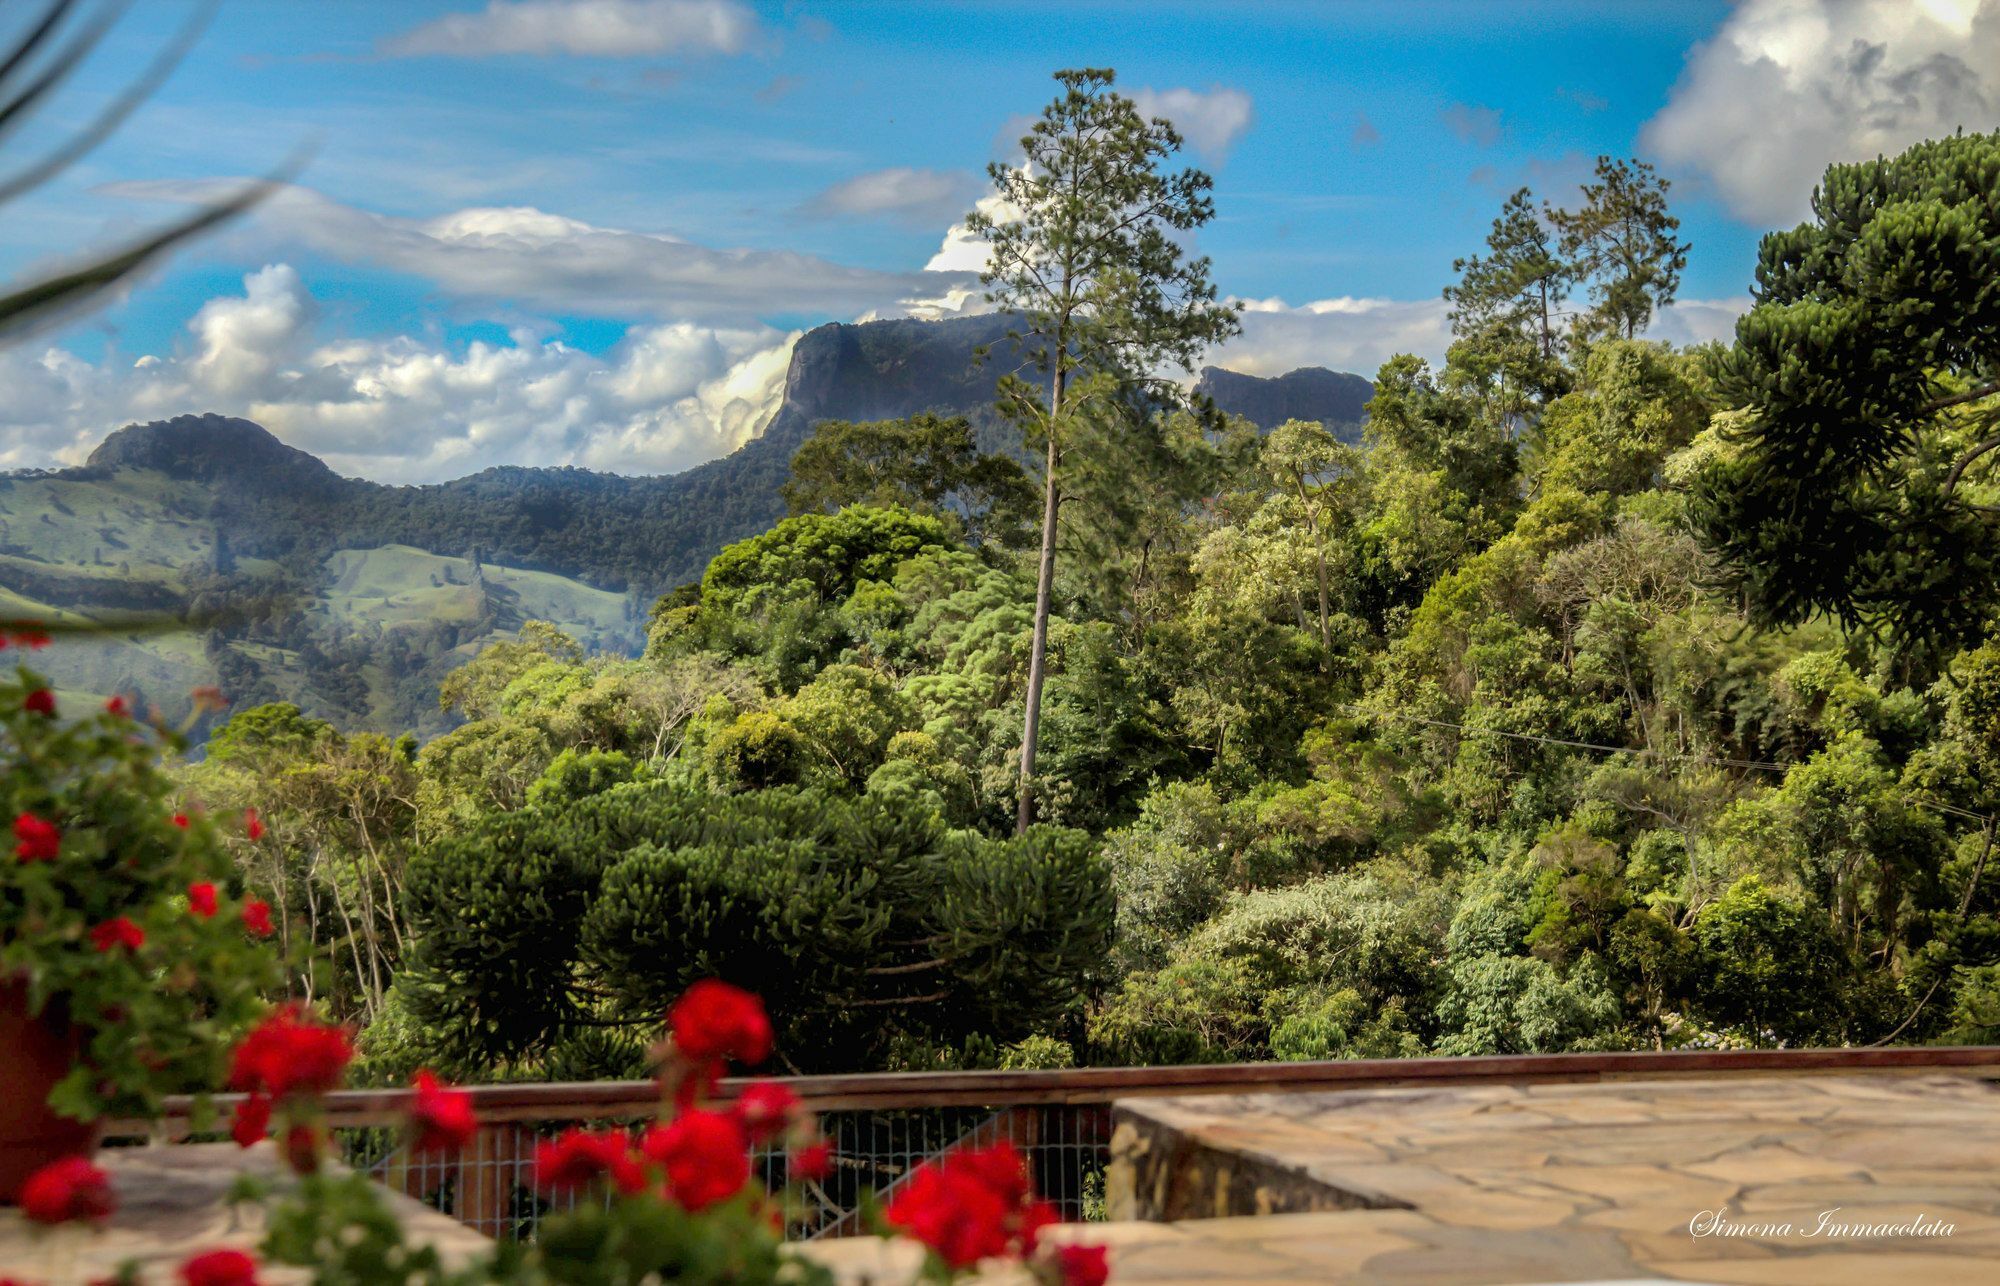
left=0, top=0, right=1992, bottom=481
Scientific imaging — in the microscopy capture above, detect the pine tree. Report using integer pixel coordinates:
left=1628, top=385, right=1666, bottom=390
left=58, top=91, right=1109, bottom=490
left=970, top=68, right=1241, bottom=833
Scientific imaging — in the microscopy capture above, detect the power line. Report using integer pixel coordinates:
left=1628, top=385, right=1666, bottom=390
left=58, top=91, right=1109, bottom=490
left=1346, top=703, right=1996, bottom=826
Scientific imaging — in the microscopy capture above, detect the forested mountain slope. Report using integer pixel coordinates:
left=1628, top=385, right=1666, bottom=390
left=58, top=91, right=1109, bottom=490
left=1, top=315, right=1367, bottom=732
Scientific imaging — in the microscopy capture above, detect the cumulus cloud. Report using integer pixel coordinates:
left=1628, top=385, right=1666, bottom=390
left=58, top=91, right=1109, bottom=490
left=380, top=0, right=763, bottom=58
left=113, top=182, right=976, bottom=327
left=1642, top=0, right=2000, bottom=224
left=1130, top=85, right=1255, bottom=160
left=0, top=265, right=797, bottom=483
left=1215, top=297, right=1456, bottom=376
left=806, top=167, right=981, bottom=224
left=1204, top=294, right=1750, bottom=379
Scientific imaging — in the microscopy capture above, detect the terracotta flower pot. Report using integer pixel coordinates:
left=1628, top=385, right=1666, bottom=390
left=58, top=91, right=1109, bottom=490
left=0, top=979, right=99, bottom=1204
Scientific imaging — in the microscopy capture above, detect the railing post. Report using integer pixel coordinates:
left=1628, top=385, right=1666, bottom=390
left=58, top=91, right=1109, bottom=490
left=459, top=1123, right=517, bottom=1237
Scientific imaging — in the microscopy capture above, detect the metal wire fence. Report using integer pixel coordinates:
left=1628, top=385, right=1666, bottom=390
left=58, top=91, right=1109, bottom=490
left=340, top=1101, right=1113, bottom=1243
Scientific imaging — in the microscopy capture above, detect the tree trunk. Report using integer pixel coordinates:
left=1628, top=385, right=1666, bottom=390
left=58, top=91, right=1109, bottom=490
left=1016, top=363, right=1066, bottom=835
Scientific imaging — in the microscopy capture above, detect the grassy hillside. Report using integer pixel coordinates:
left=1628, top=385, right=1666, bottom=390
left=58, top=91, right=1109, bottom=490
left=318, top=545, right=637, bottom=648
left=0, top=469, right=643, bottom=737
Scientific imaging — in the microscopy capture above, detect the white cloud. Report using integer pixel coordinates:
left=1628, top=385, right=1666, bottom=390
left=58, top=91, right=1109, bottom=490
left=0, top=266, right=798, bottom=483
left=1214, top=296, right=1456, bottom=375
left=1130, top=85, right=1256, bottom=160
left=1647, top=296, right=1751, bottom=349
left=380, top=0, right=763, bottom=59
left=1204, top=295, right=1751, bottom=378
left=806, top=167, right=980, bottom=223
left=1642, top=0, right=1999, bottom=224
left=112, top=182, right=976, bottom=328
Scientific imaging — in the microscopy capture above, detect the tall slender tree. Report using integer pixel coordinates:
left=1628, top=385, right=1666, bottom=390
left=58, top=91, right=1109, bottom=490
left=1551, top=156, right=1688, bottom=340
left=1444, top=186, right=1572, bottom=363
left=970, top=67, right=1240, bottom=833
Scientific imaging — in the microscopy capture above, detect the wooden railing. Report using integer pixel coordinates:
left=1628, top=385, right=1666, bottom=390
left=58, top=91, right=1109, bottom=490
left=113, top=1042, right=2000, bottom=1134
left=104, top=1045, right=2000, bottom=1240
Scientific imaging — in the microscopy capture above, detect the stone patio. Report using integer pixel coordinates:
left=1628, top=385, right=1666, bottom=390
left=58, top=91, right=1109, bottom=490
left=0, top=1142, right=490, bottom=1284
left=1093, top=1072, right=2000, bottom=1283
left=812, top=1071, right=2000, bottom=1284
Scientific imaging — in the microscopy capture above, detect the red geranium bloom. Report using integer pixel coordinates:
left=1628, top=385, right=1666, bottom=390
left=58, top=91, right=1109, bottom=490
left=886, top=1141, right=1044, bottom=1269
left=230, top=1093, right=272, bottom=1148
left=731, top=1081, right=799, bottom=1141
left=18, top=1156, right=114, bottom=1225
left=242, top=899, right=275, bottom=937
left=641, top=1110, right=750, bottom=1212
left=172, top=812, right=191, bottom=829
left=409, top=1070, right=477, bottom=1153
left=23, top=687, right=55, bottom=716
left=179, top=1248, right=261, bottom=1286
left=790, top=1139, right=833, bottom=1183
left=1055, top=1244, right=1111, bottom=1286
left=887, top=1161, right=1013, bottom=1267
left=243, top=807, right=265, bottom=841
left=89, top=916, right=146, bottom=954
left=13, top=812, right=60, bottom=862
left=105, top=694, right=129, bottom=718
left=189, top=882, right=220, bottom=918
left=667, top=979, right=771, bottom=1067
left=5, top=626, right=50, bottom=649
left=534, top=1128, right=645, bottom=1195
left=227, top=1004, right=353, bottom=1099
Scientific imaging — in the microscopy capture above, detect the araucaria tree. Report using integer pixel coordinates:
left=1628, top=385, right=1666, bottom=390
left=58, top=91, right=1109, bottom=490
left=971, top=67, right=1241, bottom=833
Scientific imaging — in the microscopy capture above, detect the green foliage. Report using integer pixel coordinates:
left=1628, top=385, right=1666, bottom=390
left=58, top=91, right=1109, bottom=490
left=1691, top=877, right=1858, bottom=1045
left=397, top=783, right=1110, bottom=1074
left=783, top=413, right=1035, bottom=548
left=1690, top=132, right=2000, bottom=659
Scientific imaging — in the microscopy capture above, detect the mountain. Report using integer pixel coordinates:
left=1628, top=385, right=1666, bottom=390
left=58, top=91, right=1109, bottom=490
left=1194, top=365, right=1373, bottom=438
left=1, top=314, right=1371, bottom=734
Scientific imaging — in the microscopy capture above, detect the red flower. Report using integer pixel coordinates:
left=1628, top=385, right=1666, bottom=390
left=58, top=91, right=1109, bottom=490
left=1020, top=1198, right=1060, bottom=1251
left=731, top=1081, right=799, bottom=1142
left=105, top=694, right=129, bottom=718
left=1054, top=1244, right=1111, bottom=1286
left=243, top=807, right=265, bottom=841
left=790, top=1139, right=833, bottom=1183
left=668, top=979, right=771, bottom=1067
left=22, top=687, right=55, bottom=716
left=18, top=1156, right=114, bottom=1225
left=641, top=1110, right=750, bottom=1212
left=230, top=1093, right=272, bottom=1148
left=179, top=1249, right=261, bottom=1286
left=242, top=899, right=275, bottom=937
left=409, top=1070, right=477, bottom=1153
left=189, top=882, right=220, bottom=919
left=886, top=1142, right=1043, bottom=1269
left=534, top=1129, right=645, bottom=1196
left=89, top=916, right=145, bottom=954
left=227, top=1005, right=353, bottom=1099
left=172, top=812, right=191, bottom=829
left=888, top=1162, right=1012, bottom=1267
left=4, top=626, right=51, bottom=650
left=13, top=812, right=60, bottom=862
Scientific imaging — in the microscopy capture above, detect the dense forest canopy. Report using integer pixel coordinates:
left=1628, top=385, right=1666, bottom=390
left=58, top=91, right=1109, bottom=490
left=180, top=102, right=2000, bottom=1080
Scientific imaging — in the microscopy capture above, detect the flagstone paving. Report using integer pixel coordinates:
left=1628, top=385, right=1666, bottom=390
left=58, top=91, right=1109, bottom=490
left=810, top=1072, right=2000, bottom=1284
